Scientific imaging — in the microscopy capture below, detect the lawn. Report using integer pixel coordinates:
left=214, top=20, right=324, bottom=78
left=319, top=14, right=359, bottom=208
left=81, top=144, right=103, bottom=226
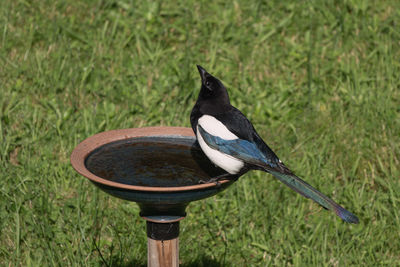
left=1, top=0, right=399, bottom=266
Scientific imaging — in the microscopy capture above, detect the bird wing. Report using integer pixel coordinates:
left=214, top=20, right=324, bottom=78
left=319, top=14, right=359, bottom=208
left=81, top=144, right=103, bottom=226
left=197, top=124, right=278, bottom=169
left=211, top=106, right=257, bottom=141
left=212, top=107, right=282, bottom=164
left=197, top=125, right=359, bottom=224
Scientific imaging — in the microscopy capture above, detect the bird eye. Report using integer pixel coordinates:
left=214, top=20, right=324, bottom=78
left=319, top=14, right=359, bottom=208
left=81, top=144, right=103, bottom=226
left=205, top=81, right=210, bottom=87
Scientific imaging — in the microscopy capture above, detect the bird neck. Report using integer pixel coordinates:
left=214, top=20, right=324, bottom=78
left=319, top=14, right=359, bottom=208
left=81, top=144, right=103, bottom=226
left=196, top=98, right=231, bottom=116
left=197, top=88, right=230, bottom=106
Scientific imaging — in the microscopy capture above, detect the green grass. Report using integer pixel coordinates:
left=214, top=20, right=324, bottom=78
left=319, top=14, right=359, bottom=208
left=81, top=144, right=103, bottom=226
left=1, top=0, right=399, bottom=266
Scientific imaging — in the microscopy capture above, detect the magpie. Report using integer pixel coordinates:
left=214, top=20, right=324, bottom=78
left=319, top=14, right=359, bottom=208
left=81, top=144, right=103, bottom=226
left=190, top=65, right=359, bottom=224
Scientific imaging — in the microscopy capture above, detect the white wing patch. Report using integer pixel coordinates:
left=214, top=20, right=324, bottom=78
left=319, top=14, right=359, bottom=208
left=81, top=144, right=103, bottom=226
left=196, top=122, right=244, bottom=175
left=198, top=115, right=238, bottom=140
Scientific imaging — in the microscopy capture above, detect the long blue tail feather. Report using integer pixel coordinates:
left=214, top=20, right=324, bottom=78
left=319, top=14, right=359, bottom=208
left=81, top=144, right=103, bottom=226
left=268, top=170, right=359, bottom=224
left=198, top=125, right=359, bottom=224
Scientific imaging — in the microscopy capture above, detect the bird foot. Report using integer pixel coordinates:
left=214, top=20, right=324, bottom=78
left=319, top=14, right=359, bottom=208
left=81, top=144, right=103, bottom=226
left=198, top=173, right=238, bottom=186
left=199, top=177, right=222, bottom=187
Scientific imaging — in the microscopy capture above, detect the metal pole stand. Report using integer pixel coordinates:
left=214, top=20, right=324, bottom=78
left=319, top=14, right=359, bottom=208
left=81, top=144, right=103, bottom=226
left=146, top=220, right=180, bottom=267
left=141, top=203, right=186, bottom=267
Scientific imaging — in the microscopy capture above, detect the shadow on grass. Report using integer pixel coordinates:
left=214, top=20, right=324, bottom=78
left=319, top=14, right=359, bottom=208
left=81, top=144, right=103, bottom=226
left=106, top=255, right=223, bottom=267
left=181, top=255, right=224, bottom=267
left=109, top=260, right=146, bottom=267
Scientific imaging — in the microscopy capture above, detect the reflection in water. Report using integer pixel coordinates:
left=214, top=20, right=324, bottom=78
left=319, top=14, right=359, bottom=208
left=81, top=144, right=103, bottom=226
left=85, top=136, right=227, bottom=187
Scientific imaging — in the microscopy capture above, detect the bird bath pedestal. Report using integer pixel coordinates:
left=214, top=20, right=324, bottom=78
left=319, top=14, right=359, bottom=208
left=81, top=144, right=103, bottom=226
left=70, top=127, right=236, bottom=266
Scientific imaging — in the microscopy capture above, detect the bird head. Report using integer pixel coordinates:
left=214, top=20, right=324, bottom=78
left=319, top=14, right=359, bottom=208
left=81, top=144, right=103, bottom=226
left=196, top=65, right=230, bottom=104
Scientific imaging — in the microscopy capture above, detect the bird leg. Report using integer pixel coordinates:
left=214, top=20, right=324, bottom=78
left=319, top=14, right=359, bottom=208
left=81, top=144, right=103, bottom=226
left=199, top=172, right=239, bottom=186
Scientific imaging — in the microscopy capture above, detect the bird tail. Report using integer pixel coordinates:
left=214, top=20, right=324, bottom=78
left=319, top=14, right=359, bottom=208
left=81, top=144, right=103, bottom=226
left=268, top=170, right=359, bottom=224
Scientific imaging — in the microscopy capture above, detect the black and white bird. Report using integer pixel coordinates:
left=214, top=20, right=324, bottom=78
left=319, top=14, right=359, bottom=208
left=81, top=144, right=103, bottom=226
left=190, top=65, right=359, bottom=224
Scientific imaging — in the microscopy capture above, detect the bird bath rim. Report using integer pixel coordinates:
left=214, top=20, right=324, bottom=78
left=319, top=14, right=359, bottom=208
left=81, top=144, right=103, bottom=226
left=70, top=126, right=231, bottom=192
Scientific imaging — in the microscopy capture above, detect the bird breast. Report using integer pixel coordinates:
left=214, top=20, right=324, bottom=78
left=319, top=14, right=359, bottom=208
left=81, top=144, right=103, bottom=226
left=196, top=115, right=244, bottom=174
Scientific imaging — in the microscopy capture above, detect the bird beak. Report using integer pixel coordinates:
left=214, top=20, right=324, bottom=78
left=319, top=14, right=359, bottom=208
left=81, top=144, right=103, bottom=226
left=196, top=65, right=208, bottom=81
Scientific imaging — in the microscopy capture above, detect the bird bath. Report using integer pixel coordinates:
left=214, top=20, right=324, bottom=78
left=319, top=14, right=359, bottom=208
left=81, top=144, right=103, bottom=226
left=70, top=127, right=236, bottom=266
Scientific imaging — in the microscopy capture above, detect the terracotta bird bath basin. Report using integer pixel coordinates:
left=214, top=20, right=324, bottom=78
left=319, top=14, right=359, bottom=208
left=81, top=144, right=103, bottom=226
left=70, top=127, right=236, bottom=266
